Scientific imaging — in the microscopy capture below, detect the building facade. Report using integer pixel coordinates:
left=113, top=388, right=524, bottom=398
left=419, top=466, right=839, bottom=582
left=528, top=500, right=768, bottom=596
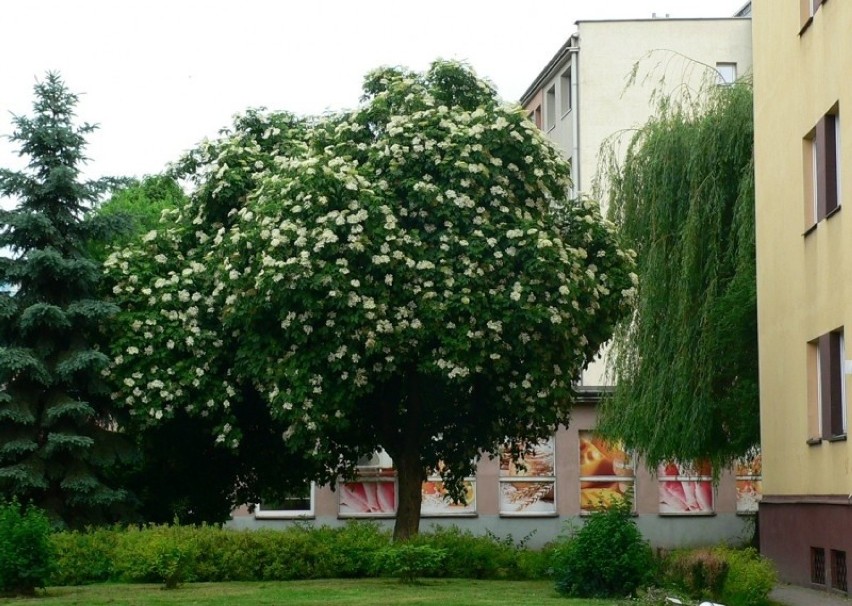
left=753, top=0, right=852, bottom=592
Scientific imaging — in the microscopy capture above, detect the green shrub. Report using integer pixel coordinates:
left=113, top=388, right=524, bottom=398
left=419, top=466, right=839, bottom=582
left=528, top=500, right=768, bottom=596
left=377, top=544, right=447, bottom=583
left=113, top=524, right=198, bottom=589
left=717, top=547, right=776, bottom=606
left=0, top=501, right=55, bottom=596
left=51, top=527, right=117, bottom=585
left=551, top=500, right=655, bottom=598
left=664, top=548, right=730, bottom=601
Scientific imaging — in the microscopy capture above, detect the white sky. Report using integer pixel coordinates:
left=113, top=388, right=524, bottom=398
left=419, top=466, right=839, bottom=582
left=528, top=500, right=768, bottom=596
left=0, top=0, right=748, bottom=183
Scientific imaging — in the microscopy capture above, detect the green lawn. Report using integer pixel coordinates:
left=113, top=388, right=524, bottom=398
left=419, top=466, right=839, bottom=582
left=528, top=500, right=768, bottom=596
left=0, top=579, right=628, bottom=606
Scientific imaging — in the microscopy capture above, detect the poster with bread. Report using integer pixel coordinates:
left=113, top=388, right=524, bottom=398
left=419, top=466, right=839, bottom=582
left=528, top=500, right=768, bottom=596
left=734, top=449, right=762, bottom=514
left=498, top=438, right=556, bottom=514
left=579, top=431, right=634, bottom=513
left=421, top=480, right=477, bottom=515
left=657, top=461, right=714, bottom=515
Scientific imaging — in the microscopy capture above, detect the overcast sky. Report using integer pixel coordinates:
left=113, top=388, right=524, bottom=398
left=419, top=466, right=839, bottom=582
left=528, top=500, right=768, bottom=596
left=0, top=0, right=748, bottom=183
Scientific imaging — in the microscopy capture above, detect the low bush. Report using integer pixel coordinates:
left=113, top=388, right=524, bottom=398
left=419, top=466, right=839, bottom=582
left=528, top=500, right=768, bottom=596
left=551, top=500, right=655, bottom=598
left=662, top=546, right=776, bottom=606
left=48, top=521, right=555, bottom=586
left=376, top=545, right=447, bottom=583
left=664, top=548, right=730, bottom=601
left=0, top=501, right=55, bottom=596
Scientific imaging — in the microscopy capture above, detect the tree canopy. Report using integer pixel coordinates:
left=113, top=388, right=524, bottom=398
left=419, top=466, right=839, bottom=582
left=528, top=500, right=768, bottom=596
left=104, top=61, right=636, bottom=539
left=0, top=73, right=130, bottom=525
left=596, top=80, right=758, bottom=473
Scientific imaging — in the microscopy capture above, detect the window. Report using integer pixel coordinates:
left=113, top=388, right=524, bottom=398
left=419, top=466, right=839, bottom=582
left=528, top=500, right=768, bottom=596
left=498, top=438, right=556, bottom=515
left=716, top=62, right=737, bottom=86
left=802, top=0, right=828, bottom=26
left=421, top=464, right=476, bottom=516
left=832, top=550, right=848, bottom=592
left=805, top=107, right=841, bottom=228
left=813, top=547, right=827, bottom=585
left=528, top=105, right=542, bottom=130
left=339, top=450, right=397, bottom=517
left=658, top=461, right=715, bottom=515
left=578, top=431, right=634, bottom=514
left=810, top=329, right=847, bottom=440
left=255, top=483, right=315, bottom=518
left=545, top=85, right=556, bottom=131
left=559, top=68, right=572, bottom=115
left=734, top=448, right=762, bottom=514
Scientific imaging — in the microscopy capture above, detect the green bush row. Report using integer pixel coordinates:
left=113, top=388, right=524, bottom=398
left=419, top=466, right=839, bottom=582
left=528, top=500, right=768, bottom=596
left=50, top=522, right=551, bottom=587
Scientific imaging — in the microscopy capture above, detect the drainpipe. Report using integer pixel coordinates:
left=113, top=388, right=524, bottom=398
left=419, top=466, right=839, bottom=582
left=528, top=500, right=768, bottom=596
left=569, top=45, right=580, bottom=199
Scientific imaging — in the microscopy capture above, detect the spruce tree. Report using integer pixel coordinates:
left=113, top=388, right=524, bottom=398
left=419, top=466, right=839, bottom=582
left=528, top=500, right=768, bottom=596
left=0, top=73, right=128, bottom=526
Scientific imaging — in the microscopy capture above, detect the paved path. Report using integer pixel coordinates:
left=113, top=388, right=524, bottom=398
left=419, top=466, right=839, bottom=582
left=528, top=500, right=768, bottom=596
left=771, top=584, right=851, bottom=606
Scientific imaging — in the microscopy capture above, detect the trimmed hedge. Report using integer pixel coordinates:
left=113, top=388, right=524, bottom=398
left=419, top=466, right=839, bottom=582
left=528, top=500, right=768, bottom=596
left=50, top=522, right=548, bottom=587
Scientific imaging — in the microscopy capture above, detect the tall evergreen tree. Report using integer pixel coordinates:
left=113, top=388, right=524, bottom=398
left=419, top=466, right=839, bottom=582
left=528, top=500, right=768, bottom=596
left=0, top=73, right=129, bottom=526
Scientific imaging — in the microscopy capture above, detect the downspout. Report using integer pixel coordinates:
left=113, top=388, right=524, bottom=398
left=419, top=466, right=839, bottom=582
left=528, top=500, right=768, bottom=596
left=569, top=45, right=580, bottom=198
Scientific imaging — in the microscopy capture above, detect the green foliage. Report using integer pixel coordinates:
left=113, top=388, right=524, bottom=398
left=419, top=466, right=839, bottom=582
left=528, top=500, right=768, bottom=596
left=48, top=522, right=559, bottom=585
left=551, top=500, right=655, bottom=598
left=105, top=60, right=635, bottom=540
left=87, top=175, right=186, bottom=262
left=661, top=547, right=776, bottom=606
left=598, top=77, right=758, bottom=471
left=0, top=501, right=55, bottom=595
left=376, top=544, right=447, bottom=583
left=663, top=548, right=729, bottom=601
left=0, top=72, right=132, bottom=526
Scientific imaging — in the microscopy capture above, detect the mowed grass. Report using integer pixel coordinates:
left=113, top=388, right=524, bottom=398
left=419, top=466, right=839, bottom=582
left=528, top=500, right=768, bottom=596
left=0, top=579, right=627, bottom=606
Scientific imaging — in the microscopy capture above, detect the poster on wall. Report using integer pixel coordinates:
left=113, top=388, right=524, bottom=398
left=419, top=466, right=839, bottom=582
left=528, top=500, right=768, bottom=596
left=499, top=438, right=556, bottom=515
left=421, top=480, right=477, bottom=516
left=657, top=461, right=714, bottom=515
left=735, top=451, right=762, bottom=514
left=579, top=431, right=635, bottom=514
left=339, top=480, right=397, bottom=516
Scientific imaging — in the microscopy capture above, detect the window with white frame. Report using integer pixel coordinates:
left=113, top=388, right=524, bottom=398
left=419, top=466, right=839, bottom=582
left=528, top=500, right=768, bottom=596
left=255, top=483, right=315, bottom=518
left=498, top=437, right=556, bottom=516
left=811, top=329, right=847, bottom=441
left=715, top=62, right=737, bottom=86
left=421, top=463, right=476, bottom=516
left=658, top=461, right=715, bottom=515
left=338, top=450, right=397, bottom=517
left=559, top=68, right=572, bottom=115
left=578, top=431, right=635, bottom=514
left=545, top=85, right=556, bottom=131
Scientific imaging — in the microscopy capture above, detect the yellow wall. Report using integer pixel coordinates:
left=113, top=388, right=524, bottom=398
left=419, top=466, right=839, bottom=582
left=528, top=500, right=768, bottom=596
left=754, top=0, right=852, bottom=496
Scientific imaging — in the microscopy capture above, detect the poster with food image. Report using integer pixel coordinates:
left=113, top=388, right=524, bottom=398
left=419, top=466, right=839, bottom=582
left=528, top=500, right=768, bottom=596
left=734, top=450, right=762, bottom=513
left=339, top=481, right=396, bottom=515
left=657, top=461, right=714, bottom=515
left=420, top=480, right=476, bottom=515
left=578, top=431, right=635, bottom=513
left=499, top=480, right=556, bottom=514
left=499, top=438, right=555, bottom=477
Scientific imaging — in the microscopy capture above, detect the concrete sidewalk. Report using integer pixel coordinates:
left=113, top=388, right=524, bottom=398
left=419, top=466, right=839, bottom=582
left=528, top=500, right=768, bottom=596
left=770, top=584, right=851, bottom=606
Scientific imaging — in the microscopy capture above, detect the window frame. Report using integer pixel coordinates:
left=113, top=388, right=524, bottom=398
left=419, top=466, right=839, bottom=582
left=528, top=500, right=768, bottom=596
left=657, top=461, right=716, bottom=516
left=498, top=437, right=557, bottom=517
left=578, top=430, right=635, bottom=515
left=254, top=482, right=316, bottom=519
left=559, top=68, right=572, bottom=116
left=544, top=85, right=557, bottom=132
left=804, top=107, right=841, bottom=231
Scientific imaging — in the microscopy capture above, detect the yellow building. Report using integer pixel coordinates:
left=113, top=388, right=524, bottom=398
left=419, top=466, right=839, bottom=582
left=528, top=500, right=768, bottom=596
left=753, top=0, right=852, bottom=591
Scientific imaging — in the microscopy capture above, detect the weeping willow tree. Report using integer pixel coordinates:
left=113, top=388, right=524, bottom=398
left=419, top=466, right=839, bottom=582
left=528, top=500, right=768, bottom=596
left=597, top=80, right=757, bottom=473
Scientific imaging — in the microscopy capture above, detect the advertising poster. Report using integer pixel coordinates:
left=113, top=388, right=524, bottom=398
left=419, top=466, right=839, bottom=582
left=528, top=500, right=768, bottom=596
left=657, top=461, right=714, bottom=515
left=339, top=480, right=396, bottom=515
left=735, top=451, right=762, bottom=514
left=421, top=480, right=477, bottom=515
left=499, top=438, right=556, bottom=514
left=579, top=431, right=635, bottom=513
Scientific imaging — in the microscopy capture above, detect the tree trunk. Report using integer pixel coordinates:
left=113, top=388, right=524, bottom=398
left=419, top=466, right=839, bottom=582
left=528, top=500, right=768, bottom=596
left=393, top=441, right=424, bottom=542
left=391, top=371, right=425, bottom=542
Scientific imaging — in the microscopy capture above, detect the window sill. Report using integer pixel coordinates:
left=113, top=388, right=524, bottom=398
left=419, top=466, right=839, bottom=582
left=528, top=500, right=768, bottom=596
left=826, top=205, right=842, bottom=220
left=499, top=512, right=559, bottom=518
left=803, top=222, right=818, bottom=237
left=828, top=433, right=847, bottom=442
left=658, top=512, right=716, bottom=517
left=807, top=437, right=823, bottom=446
left=799, top=15, right=813, bottom=36
left=254, top=513, right=315, bottom=520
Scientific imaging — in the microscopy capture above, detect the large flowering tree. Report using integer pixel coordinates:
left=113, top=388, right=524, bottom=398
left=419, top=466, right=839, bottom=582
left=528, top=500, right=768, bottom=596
left=105, top=61, right=636, bottom=539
